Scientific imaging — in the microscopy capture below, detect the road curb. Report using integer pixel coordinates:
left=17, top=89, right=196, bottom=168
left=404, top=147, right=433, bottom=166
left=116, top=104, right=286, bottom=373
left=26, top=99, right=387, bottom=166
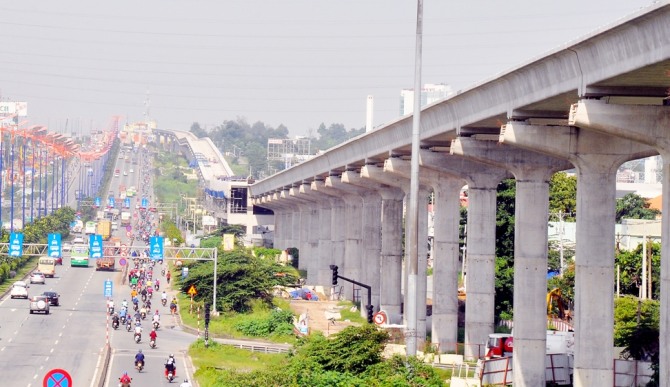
left=93, top=344, right=111, bottom=387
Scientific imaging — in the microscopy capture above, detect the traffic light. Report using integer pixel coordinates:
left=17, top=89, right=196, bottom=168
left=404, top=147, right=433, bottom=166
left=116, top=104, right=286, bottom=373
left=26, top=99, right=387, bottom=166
left=204, top=303, right=211, bottom=325
left=366, top=305, right=374, bottom=324
left=330, top=265, right=338, bottom=285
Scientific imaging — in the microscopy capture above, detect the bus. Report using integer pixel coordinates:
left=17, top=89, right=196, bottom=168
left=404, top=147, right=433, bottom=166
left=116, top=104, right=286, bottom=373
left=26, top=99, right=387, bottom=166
left=84, top=221, right=97, bottom=235
left=37, top=257, right=56, bottom=278
left=71, top=245, right=90, bottom=267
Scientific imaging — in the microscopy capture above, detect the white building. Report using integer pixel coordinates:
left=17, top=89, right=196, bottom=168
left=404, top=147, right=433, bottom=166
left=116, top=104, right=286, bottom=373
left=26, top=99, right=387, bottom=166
left=399, top=83, right=454, bottom=116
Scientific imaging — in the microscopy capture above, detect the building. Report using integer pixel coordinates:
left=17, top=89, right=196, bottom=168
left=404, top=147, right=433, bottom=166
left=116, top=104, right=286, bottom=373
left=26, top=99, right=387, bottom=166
left=399, top=83, right=453, bottom=116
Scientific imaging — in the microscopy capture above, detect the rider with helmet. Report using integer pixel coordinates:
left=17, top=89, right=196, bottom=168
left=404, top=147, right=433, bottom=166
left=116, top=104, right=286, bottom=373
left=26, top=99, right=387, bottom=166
left=165, top=353, right=177, bottom=377
left=134, top=349, right=145, bottom=368
left=119, top=371, right=132, bottom=385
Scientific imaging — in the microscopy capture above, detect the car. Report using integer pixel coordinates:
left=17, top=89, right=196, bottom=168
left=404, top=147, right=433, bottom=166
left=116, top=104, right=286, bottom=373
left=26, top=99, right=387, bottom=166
left=29, top=296, right=50, bottom=314
left=10, top=281, right=29, bottom=299
left=73, top=237, right=85, bottom=244
left=42, top=291, right=60, bottom=306
left=30, top=272, right=46, bottom=284
left=129, top=168, right=134, bottom=173
left=62, top=242, right=73, bottom=253
left=123, top=171, right=128, bottom=176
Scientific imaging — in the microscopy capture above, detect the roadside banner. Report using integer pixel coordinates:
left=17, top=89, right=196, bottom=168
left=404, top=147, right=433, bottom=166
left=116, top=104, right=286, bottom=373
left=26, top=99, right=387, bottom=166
left=47, top=233, right=62, bottom=258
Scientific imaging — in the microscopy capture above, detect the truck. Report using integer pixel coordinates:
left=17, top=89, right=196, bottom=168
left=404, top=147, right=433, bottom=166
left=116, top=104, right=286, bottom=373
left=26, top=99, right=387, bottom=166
left=121, top=211, right=131, bottom=226
left=95, top=244, right=115, bottom=271
left=84, top=221, right=97, bottom=235
left=97, top=219, right=112, bottom=240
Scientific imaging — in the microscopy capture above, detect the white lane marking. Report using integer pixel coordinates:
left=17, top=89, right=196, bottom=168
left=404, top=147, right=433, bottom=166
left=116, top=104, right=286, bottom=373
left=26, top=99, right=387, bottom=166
left=54, top=340, right=59, bottom=345
left=50, top=348, right=54, bottom=353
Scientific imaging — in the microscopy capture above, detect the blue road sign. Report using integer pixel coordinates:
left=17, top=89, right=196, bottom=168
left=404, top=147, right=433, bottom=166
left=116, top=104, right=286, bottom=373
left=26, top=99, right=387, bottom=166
left=124, top=198, right=131, bottom=208
left=9, top=232, right=23, bottom=257
left=95, top=197, right=101, bottom=207
left=47, top=233, right=62, bottom=258
left=89, top=234, right=103, bottom=259
left=141, top=197, right=149, bottom=208
left=149, top=236, right=164, bottom=261
left=104, top=280, right=113, bottom=298
left=109, top=197, right=115, bottom=208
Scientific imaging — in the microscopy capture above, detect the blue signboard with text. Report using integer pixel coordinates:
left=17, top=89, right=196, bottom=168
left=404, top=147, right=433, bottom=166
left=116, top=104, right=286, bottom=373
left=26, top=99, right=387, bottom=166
left=89, top=234, right=103, bottom=259
left=47, top=233, right=62, bottom=258
left=108, top=197, right=115, bottom=208
left=141, top=197, right=149, bottom=208
left=95, top=197, right=101, bottom=207
left=104, top=279, right=113, bottom=298
left=149, top=236, right=164, bottom=261
left=9, top=232, right=23, bottom=257
left=124, top=198, right=131, bottom=208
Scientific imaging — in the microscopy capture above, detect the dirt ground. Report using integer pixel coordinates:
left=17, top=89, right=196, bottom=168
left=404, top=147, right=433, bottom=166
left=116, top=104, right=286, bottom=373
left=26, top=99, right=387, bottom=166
left=289, top=299, right=360, bottom=337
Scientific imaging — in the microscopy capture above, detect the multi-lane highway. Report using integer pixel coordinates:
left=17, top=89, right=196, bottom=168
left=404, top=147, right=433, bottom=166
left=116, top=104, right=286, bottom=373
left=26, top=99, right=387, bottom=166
left=0, top=145, right=198, bottom=386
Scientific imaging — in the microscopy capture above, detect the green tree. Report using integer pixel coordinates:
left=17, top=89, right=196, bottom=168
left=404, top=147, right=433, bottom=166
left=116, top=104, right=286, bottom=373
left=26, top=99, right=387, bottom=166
left=190, top=122, right=208, bottom=138
left=180, top=249, right=298, bottom=312
left=548, top=172, right=577, bottom=222
left=615, top=240, right=660, bottom=299
left=494, top=179, right=516, bottom=318
left=616, top=193, right=660, bottom=223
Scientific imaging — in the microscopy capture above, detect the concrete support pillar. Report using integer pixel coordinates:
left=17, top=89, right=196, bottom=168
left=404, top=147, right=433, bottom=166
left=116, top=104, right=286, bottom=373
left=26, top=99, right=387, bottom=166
left=419, top=150, right=511, bottom=360
left=290, top=185, right=320, bottom=285
left=383, top=157, right=466, bottom=351
left=431, top=178, right=464, bottom=353
left=311, top=180, right=347, bottom=298
left=452, top=138, right=572, bottom=385
left=299, top=183, right=335, bottom=289
left=361, top=163, right=430, bottom=346
left=326, top=176, right=364, bottom=301
left=343, top=170, right=405, bottom=323
left=501, top=122, right=655, bottom=386
left=569, top=100, right=670, bottom=387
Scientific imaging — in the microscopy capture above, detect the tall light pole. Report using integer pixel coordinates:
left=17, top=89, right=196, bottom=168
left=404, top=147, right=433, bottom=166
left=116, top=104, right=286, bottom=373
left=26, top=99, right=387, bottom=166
left=405, top=0, right=424, bottom=356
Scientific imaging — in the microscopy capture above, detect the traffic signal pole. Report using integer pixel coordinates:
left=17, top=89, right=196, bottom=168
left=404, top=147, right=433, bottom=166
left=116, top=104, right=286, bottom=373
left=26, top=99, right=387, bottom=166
left=330, top=265, right=374, bottom=323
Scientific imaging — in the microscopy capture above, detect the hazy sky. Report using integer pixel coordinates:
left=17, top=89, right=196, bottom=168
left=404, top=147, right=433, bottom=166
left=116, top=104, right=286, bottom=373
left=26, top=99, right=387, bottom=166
left=0, top=0, right=659, bottom=137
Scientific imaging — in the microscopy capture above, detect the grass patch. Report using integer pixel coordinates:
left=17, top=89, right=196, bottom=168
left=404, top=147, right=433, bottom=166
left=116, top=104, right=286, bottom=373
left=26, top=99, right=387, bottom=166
left=337, top=300, right=367, bottom=324
left=177, top=296, right=298, bottom=344
left=189, top=338, right=286, bottom=372
left=0, top=256, right=39, bottom=294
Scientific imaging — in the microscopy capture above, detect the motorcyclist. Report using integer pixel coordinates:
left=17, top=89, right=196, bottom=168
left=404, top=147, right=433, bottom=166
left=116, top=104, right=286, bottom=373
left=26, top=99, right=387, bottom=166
left=152, top=310, right=160, bottom=327
left=149, top=328, right=157, bottom=344
left=119, top=307, right=127, bottom=321
left=107, top=298, right=115, bottom=314
left=161, top=291, right=168, bottom=304
left=170, top=300, right=177, bottom=315
left=112, top=313, right=120, bottom=328
left=134, top=325, right=143, bottom=341
left=164, top=353, right=177, bottom=378
left=122, top=299, right=128, bottom=309
left=134, top=349, right=145, bottom=368
left=155, top=279, right=160, bottom=291
left=119, top=372, right=132, bottom=385
left=140, top=305, right=147, bottom=319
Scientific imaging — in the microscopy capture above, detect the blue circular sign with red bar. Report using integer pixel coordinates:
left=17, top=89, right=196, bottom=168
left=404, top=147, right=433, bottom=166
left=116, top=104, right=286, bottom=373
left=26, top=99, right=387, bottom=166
left=43, top=368, right=72, bottom=387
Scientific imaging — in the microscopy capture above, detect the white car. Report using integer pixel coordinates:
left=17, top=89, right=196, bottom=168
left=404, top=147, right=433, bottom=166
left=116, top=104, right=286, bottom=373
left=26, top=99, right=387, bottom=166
left=62, top=242, right=73, bottom=252
left=10, top=281, right=29, bottom=299
left=73, top=237, right=85, bottom=244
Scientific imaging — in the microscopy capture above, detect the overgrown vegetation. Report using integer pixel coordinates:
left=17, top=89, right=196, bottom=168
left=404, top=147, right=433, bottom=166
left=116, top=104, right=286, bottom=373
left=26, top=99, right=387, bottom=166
left=191, top=325, right=445, bottom=386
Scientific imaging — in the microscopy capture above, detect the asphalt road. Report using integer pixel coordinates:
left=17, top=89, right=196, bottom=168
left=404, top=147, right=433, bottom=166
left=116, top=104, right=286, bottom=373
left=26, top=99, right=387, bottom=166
left=0, top=146, right=199, bottom=387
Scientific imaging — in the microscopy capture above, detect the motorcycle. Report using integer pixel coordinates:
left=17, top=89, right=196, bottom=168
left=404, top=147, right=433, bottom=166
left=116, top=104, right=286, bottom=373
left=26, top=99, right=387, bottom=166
left=108, top=306, right=115, bottom=315
left=141, top=311, right=147, bottom=320
left=154, top=283, right=160, bottom=292
left=161, top=298, right=167, bottom=307
left=166, top=369, right=174, bottom=383
left=112, top=319, right=119, bottom=330
left=161, top=269, right=166, bottom=277
left=126, top=320, right=133, bottom=332
left=118, top=376, right=132, bottom=387
left=150, top=338, right=156, bottom=349
left=120, top=315, right=127, bottom=325
left=170, top=303, right=177, bottom=315
left=134, top=333, right=141, bottom=343
left=153, top=320, right=160, bottom=330
left=135, top=360, right=144, bottom=372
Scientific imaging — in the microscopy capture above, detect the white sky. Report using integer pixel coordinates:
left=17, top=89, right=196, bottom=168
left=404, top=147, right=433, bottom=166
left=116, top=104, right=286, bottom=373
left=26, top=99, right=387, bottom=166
left=0, top=0, right=660, bottom=137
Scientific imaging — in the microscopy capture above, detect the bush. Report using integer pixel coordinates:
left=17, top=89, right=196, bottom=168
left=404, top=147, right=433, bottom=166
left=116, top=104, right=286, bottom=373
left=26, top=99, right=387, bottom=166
left=235, top=309, right=295, bottom=337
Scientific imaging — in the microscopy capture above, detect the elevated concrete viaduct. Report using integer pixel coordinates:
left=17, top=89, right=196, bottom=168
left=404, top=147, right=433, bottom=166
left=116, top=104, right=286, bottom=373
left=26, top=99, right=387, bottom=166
left=250, top=3, right=670, bottom=386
